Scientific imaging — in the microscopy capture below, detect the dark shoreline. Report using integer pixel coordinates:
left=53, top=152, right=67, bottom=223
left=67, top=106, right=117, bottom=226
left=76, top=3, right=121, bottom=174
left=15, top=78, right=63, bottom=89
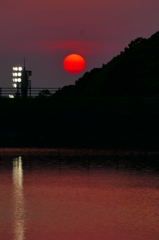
left=1, top=100, right=159, bottom=150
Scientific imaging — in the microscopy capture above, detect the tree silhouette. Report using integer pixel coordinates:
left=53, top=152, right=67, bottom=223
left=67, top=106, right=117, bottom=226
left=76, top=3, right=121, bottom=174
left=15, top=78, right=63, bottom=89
left=128, top=37, right=146, bottom=49
left=38, top=89, right=52, bottom=98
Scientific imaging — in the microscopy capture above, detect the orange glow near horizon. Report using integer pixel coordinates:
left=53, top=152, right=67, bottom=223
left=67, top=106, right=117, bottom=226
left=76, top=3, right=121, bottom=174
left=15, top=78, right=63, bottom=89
left=63, top=54, right=86, bottom=74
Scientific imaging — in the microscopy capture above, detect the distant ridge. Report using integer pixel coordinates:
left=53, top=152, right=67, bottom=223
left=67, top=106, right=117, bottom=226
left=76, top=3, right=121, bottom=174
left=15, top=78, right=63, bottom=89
left=55, top=30, right=159, bottom=97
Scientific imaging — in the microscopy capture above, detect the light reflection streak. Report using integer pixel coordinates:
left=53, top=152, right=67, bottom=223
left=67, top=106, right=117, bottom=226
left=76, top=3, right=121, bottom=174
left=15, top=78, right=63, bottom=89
left=13, top=156, right=25, bottom=240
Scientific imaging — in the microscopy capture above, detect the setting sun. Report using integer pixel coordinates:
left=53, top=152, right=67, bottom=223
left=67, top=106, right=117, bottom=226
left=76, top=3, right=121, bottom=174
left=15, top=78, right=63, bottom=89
left=63, top=54, right=86, bottom=74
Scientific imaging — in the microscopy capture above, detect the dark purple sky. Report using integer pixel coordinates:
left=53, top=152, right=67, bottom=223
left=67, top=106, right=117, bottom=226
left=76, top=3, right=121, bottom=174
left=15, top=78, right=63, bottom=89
left=0, top=0, right=159, bottom=88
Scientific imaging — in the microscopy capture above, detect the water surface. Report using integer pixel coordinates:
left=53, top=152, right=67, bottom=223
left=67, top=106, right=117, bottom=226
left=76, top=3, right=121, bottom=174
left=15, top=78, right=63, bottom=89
left=0, top=148, right=159, bottom=240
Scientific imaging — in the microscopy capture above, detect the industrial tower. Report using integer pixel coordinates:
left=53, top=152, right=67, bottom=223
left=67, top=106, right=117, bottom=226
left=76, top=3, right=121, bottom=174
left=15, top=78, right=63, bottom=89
left=12, top=59, right=32, bottom=98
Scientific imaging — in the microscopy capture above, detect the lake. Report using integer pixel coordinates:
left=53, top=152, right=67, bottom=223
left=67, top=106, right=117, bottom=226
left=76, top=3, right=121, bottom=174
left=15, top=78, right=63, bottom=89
left=0, top=148, right=159, bottom=240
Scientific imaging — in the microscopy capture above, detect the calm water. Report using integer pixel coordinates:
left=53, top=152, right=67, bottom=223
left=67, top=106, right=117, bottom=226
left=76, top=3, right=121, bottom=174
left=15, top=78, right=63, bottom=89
left=0, top=148, right=159, bottom=240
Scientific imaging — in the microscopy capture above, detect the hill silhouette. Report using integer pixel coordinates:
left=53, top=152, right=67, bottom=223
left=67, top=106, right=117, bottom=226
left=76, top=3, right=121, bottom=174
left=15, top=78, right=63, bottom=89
left=54, top=30, right=159, bottom=98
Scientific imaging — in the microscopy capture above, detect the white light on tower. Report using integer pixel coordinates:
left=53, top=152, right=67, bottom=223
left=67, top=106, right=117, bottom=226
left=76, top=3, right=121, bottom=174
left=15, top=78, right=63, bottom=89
left=12, top=66, right=23, bottom=86
left=12, top=78, right=22, bottom=83
left=13, top=83, right=17, bottom=88
left=13, top=67, right=23, bottom=71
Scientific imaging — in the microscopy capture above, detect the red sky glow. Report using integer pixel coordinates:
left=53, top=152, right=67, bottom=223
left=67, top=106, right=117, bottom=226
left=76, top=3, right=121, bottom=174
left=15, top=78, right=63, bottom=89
left=0, top=0, right=159, bottom=87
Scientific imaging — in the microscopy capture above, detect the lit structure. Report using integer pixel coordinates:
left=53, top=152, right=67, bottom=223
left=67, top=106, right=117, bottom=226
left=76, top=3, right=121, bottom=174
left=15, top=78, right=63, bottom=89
left=12, top=61, right=32, bottom=98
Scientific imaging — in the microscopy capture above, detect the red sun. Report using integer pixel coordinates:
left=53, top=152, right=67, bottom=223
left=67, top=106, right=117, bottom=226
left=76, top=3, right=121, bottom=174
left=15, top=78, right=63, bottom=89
left=63, top=54, right=86, bottom=74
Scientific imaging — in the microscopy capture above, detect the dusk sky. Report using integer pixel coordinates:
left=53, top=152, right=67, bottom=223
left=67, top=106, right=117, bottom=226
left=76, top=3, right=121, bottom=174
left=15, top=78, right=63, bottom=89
left=1, top=0, right=159, bottom=88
